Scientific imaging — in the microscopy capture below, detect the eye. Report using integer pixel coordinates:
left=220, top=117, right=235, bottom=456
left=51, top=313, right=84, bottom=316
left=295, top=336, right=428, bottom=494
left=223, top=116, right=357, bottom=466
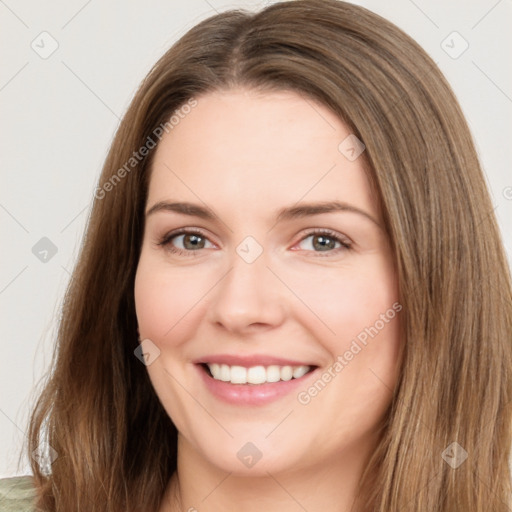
left=295, top=229, right=352, bottom=256
left=157, top=228, right=352, bottom=257
left=157, top=229, right=215, bottom=256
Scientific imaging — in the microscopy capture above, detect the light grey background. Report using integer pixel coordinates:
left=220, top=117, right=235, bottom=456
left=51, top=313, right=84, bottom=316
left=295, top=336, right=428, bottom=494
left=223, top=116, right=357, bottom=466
left=1, top=0, right=511, bottom=477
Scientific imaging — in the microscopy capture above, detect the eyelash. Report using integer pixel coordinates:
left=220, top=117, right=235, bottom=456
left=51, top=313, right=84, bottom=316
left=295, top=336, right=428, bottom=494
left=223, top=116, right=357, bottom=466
left=157, top=228, right=352, bottom=258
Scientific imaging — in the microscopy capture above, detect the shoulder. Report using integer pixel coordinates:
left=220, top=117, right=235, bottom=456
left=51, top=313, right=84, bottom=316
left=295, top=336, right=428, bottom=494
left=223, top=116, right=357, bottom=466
left=0, top=476, right=37, bottom=512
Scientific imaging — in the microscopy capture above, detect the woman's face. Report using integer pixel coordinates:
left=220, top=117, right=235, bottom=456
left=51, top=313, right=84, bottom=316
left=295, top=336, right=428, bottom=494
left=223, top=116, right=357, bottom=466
left=134, top=88, right=402, bottom=475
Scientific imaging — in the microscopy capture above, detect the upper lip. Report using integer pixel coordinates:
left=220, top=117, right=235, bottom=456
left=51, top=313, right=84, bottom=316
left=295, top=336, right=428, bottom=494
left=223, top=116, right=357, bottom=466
left=193, top=354, right=317, bottom=368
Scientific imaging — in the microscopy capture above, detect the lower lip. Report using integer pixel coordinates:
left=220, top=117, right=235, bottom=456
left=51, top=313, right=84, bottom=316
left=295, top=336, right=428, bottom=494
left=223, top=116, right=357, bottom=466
left=195, top=364, right=318, bottom=406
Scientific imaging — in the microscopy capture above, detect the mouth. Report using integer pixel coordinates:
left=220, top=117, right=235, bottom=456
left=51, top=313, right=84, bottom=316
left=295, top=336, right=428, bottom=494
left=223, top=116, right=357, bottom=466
left=195, top=361, right=320, bottom=406
left=200, top=362, right=317, bottom=385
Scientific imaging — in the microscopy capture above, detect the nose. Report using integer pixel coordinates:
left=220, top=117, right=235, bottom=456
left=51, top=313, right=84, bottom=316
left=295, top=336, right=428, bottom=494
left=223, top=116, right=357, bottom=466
left=206, top=247, right=287, bottom=335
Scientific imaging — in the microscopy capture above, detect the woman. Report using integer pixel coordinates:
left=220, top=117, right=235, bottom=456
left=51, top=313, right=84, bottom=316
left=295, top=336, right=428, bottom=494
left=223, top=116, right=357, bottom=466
left=1, top=0, right=510, bottom=510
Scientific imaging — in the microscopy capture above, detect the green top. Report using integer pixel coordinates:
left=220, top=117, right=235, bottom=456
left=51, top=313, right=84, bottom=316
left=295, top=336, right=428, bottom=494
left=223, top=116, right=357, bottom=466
left=0, top=476, right=37, bottom=512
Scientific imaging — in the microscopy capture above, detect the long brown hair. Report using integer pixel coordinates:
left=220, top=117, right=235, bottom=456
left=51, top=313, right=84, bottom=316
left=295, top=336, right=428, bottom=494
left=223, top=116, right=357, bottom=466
left=27, top=1, right=512, bottom=510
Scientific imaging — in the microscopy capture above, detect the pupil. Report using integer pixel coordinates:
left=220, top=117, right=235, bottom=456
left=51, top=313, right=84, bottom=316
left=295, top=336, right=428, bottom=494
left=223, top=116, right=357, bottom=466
left=314, top=235, right=335, bottom=251
left=184, top=234, right=204, bottom=249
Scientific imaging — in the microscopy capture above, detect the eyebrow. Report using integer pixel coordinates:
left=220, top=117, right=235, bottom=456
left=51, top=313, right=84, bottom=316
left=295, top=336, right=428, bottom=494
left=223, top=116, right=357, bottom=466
left=146, top=200, right=380, bottom=227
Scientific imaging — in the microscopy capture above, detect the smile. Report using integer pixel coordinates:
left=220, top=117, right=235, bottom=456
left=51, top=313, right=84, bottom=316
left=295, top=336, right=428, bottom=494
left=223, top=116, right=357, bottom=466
left=204, top=363, right=311, bottom=384
left=195, top=360, right=319, bottom=406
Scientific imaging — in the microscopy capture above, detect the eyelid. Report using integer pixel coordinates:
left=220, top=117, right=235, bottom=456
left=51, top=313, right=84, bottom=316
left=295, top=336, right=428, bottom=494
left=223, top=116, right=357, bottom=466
left=157, top=227, right=216, bottom=254
left=291, top=228, right=352, bottom=253
left=157, top=227, right=352, bottom=256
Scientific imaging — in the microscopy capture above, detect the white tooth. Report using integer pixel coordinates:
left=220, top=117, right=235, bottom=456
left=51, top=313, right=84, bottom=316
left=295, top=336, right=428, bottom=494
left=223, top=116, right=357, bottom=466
left=230, top=365, right=247, bottom=384
left=208, top=363, right=220, bottom=379
left=247, top=366, right=267, bottom=384
left=219, top=364, right=231, bottom=382
left=280, top=365, right=293, bottom=381
left=207, top=363, right=311, bottom=384
left=292, top=365, right=309, bottom=379
left=266, top=365, right=281, bottom=383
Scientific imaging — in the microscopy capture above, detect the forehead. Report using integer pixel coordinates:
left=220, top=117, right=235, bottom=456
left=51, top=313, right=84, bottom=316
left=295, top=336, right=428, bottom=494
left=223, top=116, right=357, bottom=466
left=147, top=89, right=378, bottom=222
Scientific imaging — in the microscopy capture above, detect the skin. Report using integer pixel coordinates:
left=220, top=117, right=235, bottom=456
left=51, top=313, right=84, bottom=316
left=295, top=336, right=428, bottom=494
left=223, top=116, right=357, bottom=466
left=134, top=88, right=402, bottom=512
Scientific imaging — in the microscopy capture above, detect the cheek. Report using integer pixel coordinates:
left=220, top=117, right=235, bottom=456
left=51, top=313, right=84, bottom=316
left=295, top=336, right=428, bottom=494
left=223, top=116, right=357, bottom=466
left=284, top=256, right=402, bottom=401
left=283, top=259, right=399, bottom=346
left=293, top=268, right=401, bottom=433
left=134, top=257, right=209, bottom=343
